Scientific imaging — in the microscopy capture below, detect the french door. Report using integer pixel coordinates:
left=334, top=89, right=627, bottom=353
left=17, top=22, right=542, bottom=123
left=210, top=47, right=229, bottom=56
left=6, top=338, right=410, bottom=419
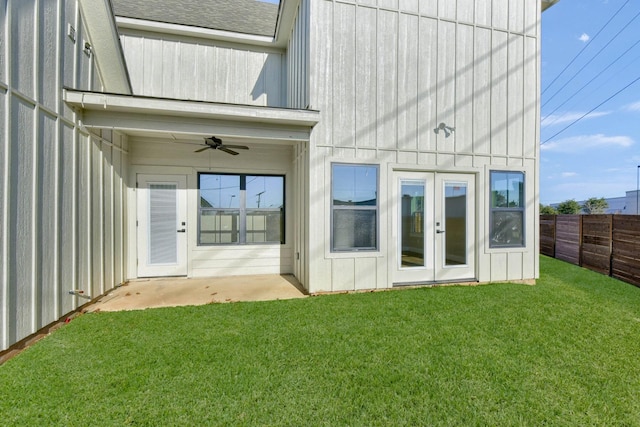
left=392, top=172, right=475, bottom=284
left=137, top=174, right=188, bottom=277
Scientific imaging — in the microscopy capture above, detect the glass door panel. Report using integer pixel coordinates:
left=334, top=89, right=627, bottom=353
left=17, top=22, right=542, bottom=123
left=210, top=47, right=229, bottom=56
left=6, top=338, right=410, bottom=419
left=435, top=174, right=476, bottom=282
left=444, top=183, right=467, bottom=266
left=400, top=181, right=425, bottom=268
left=393, top=172, right=435, bottom=284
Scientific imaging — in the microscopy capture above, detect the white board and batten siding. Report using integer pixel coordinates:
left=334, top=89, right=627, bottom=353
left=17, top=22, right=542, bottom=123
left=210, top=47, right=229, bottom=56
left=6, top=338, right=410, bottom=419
left=1, top=0, right=128, bottom=353
left=287, top=0, right=310, bottom=109
left=306, top=0, right=541, bottom=292
left=119, top=30, right=286, bottom=107
left=127, top=138, right=296, bottom=280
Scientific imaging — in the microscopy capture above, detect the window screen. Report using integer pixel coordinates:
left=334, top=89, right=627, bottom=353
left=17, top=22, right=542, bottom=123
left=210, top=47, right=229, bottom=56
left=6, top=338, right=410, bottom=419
left=331, top=164, right=379, bottom=251
left=199, top=174, right=284, bottom=245
left=490, top=171, right=525, bottom=248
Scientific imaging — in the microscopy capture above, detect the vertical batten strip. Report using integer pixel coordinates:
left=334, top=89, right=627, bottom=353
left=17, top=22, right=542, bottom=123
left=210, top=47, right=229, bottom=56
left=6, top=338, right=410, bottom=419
left=53, top=0, right=62, bottom=319
left=1, top=0, right=11, bottom=351
left=32, top=0, right=41, bottom=333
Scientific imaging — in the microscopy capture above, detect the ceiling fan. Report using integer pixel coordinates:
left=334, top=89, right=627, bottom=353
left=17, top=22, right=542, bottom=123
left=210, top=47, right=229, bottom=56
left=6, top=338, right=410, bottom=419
left=195, top=136, right=249, bottom=156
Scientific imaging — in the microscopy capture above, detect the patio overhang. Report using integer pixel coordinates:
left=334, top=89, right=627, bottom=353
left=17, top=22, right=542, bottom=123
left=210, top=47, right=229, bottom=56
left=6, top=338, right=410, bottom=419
left=63, top=89, right=320, bottom=142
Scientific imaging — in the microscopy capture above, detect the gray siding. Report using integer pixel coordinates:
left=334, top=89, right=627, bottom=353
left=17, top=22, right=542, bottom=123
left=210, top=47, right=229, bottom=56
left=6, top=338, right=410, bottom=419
left=1, top=0, right=127, bottom=352
left=120, top=31, right=285, bottom=107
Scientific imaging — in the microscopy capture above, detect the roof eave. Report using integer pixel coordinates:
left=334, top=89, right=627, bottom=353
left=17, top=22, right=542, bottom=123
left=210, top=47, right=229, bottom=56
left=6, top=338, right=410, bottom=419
left=116, top=17, right=276, bottom=47
left=63, top=89, right=319, bottom=141
left=273, top=0, right=301, bottom=48
left=542, top=0, right=560, bottom=12
left=78, top=0, right=132, bottom=94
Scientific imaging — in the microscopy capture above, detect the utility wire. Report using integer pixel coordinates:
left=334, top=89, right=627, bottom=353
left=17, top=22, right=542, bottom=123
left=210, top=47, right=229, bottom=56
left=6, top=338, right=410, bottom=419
left=542, top=7, right=640, bottom=109
left=542, top=37, right=640, bottom=125
left=542, top=0, right=631, bottom=96
left=541, top=74, right=640, bottom=145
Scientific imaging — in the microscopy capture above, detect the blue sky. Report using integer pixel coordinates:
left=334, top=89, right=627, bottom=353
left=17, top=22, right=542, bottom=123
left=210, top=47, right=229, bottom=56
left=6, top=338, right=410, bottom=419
left=541, top=0, right=640, bottom=204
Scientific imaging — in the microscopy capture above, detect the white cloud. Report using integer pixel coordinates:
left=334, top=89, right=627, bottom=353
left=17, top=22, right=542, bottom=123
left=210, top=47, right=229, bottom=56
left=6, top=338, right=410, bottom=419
left=541, top=134, right=634, bottom=152
left=624, top=101, right=640, bottom=112
left=579, top=33, right=590, bottom=43
left=561, top=172, right=578, bottom=178
left=541, top=111, right=611, bottom=127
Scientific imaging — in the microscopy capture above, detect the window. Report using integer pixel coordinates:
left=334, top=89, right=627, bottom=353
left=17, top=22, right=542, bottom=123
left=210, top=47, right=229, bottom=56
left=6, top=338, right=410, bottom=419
left=198, top=174, right=284, bottom=245
left=331, top=164, right=379, bottom=251
left=490, top=171, right=525, bottom=248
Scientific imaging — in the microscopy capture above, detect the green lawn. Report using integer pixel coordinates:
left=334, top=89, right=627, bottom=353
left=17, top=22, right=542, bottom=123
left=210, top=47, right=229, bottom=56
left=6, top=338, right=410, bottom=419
left=2, top=256, right=640, bottom=426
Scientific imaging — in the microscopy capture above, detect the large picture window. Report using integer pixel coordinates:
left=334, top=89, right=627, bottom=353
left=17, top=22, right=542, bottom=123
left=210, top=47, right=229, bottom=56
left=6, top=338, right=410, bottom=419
left=331, top=164, right=379, bottom=251
left=199, top=174, right=284, bottom=245
left=490, top=171, right=525, bottom=248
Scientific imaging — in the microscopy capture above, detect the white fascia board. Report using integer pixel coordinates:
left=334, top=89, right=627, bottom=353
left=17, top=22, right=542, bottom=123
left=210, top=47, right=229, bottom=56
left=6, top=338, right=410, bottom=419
left=116, top=17, right=277, bottom=48
left=64, top=90, right=319, bottom=141
left=78, top=0, right=132, bottom=94
left=80, top=111, right=313, bottom=141
left=64, top=90, right=319, bottom=126
left=273, top=0, right=301, bottom=48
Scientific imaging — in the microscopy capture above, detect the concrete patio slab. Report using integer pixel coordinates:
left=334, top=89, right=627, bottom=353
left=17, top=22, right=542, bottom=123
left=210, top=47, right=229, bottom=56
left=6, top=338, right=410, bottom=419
left=86, top=274, right=307, bottom=312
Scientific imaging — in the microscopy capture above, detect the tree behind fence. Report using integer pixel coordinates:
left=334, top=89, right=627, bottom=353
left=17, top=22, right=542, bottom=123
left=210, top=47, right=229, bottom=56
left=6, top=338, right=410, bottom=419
left=540, top=215, right=640, bottom=287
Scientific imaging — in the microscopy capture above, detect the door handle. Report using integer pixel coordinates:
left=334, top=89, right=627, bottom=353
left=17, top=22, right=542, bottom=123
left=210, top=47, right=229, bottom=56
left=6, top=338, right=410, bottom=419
left=177, top=229, right=186, bottom=233
left=436, top=230, right=445, bottom=234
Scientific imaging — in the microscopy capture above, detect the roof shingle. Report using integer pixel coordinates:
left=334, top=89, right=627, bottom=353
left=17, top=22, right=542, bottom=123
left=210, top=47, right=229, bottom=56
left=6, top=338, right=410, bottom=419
left=111, top=0, right=279, bottom=37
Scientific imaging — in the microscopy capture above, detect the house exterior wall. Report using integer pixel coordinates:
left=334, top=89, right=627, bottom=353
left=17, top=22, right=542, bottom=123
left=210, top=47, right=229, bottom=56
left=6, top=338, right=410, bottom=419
left=305, top=0, right=540, bottom=292
left=126, top=138, right=296, bottom=279
left=286, top=0, right=310, bottom=109
left=119, top=30, right=286, bottom=107
left=627, top=191, right=640, bottom=215
left=0, top=0, right=128, bottom=352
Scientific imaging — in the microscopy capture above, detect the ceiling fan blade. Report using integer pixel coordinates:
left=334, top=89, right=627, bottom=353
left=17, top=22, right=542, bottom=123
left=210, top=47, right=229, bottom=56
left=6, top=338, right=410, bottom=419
left=219, top=147, right=239, bottom=156
left=195, top=146, right=211, bottom=153
left=222, top=144, right=249, bottom=150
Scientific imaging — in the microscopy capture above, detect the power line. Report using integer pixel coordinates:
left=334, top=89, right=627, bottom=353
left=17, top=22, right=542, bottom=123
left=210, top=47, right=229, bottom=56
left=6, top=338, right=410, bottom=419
left=541, top=74, right=640, bottom=145
left=541, top=37, right=640, bottom=126
left=542, top=0, right=631, bottom=96
left=542, top=7, right=640, bottom=109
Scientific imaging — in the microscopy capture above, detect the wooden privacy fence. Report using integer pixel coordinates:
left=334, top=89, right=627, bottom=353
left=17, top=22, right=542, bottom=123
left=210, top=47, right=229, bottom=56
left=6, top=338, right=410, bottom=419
left=540, top=215, right=640, bottom=287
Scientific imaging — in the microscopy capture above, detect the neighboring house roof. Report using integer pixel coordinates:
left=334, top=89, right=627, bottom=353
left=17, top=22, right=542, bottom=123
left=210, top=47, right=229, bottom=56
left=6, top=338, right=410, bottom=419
left=110, top=0, right=279, bottom=37
left=541, top=0, right=560, bottom=11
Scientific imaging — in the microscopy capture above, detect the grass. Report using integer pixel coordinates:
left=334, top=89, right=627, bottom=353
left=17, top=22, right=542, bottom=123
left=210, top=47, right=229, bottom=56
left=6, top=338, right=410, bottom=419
left=2, top=256, right=640, bottom=425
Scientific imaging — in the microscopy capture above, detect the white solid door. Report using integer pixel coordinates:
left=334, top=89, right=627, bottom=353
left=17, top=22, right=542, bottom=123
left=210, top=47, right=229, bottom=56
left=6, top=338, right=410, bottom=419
left=137, top=174, right=188, bottom=277
left=392, top=172, right=476, bottom=285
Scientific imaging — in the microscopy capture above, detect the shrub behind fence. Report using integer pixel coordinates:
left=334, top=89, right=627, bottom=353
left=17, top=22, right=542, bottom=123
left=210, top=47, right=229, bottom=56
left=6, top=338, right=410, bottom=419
left=540, top=215, right=640, bottom=287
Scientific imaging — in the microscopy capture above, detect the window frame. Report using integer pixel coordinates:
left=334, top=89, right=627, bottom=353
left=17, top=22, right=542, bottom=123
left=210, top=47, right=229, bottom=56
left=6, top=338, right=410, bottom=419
left=330, top=163, right=380, bottom=252
left=489, top=170, right=526, bottom=249
left=198, top=172, right=285, bottom=246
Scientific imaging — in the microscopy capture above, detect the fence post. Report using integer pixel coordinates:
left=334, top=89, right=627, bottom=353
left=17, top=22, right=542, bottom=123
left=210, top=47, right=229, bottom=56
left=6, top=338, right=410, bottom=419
left=608, top=215, right=613, bottom=278
left=552, top=214, right=556, bottom=258
left=578, top=215, right=583, bottom=267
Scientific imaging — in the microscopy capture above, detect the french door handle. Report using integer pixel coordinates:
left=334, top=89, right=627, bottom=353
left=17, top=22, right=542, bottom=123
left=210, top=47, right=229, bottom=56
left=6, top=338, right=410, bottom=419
left=177, top=229, right=186, bottom=233
left=436, top=229, right=445, bottom=234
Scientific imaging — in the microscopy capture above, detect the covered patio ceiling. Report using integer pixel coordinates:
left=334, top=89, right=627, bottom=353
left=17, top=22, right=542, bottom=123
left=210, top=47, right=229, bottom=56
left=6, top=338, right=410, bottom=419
left=64, top=89, right=320, bottom=143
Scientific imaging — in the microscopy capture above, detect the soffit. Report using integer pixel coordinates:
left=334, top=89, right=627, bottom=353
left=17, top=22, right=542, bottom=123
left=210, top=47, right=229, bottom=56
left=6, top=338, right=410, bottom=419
left=64, top=90, right=319, bottom=142
left=78, top=0, right=132, bottom=94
